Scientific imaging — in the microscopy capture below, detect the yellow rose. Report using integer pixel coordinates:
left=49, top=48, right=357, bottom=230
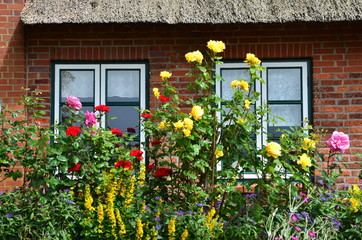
left=297, top=153, right=312, bottom=169
left=183, top=129, right=191, bottom=137
left=239, top=80, right=249, bottom=91
left=350, top=197, right=360, bottom=212
left=153, top=88, right=160, bottom=98
left=266, top=142, right=281, bottom=158
left=183, top=118, right=193, bottom=130
left=190, top=105, right=204, bottom=120
left=158, top=120, right=167, bottom=129
left=230, top=80, right=240, bottom=89
left=244, top=100, right=251, bottom=109
left=236, top=118, right=246, bottom=124
left=173, top=120, right=184, bottom=129
left=160, top=71, right=172, bottom=80
left=207, top=40, right=226, bottom=53
left=185, top=50, right=203, bottom=64
left=244, top=53, right=261, bottom=66
left=215, top=150, right=224, bottom=159
left=301, top=138, right=316, bottom=150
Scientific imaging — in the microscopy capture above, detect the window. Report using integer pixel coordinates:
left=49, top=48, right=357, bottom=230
left=216, top=60, right=311, bottom=178
left=52, top=62, right=147, bottom=145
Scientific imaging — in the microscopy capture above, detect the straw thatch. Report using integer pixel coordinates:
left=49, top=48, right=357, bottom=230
left=21, top=0, right=362, bottom=24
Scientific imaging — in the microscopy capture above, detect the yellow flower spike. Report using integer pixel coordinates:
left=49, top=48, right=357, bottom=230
left=160, top=71, right=172, bottom=80
left=215, top=150, right=224, bottom=159
left=138, top=163, right=146, bottom=185
left=185, top=50, right=204, bottom=64
left=244, top=100, right=251, bottom=110
left=207, top=40, right=226, bottom=53
left=168, top=217, right=176, bottom=240
left=181, top=229, right=189, bottom=240
left=350, top=197, right=360, bottom=212
left=266, top=142, right=282, bottom=158
left=97, top=204, right=104, bottom=224
left=190, top=105, right=204, bottom=120
left=136, top=219, right=144, bottom=240
left=297, top=153, right=312, bottom=169
left=183, top=118, right=193, bottom=130
left=115, top=209, right=127, bottom=237
left=84, top=185, right=95, bottom=212
left=153, top=88, right=160, bottom=98
left=173, top=120, right=184, bottom=129
left=244, top=53, right=261, bottom=66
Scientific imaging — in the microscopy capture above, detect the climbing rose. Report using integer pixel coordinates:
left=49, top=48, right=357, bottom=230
left=94, top=105, right=110, bottom=112
left=114, top=160, right=132, bottom=170
left=207, top=40, right=225, bottom=53
left=111, top=128, right=123, bottom=137
left=130, top=149, right=143, bottom=161
left=297, top=153, right=312, bottom=169
left=244, top=100, right=251, bottom=109
left=185, top=50, right=203, bottom=64
left=160, top=71, right=172, bottom=80
left=183, top=118, right=193, bottom=130
left=190, top=105, right=204, bottom=120
left=147, top=164, right=156, bottom=171
left=154, top=167, right=172, bottom=177
left=159, top=95, right=171, bottom=102
left=141, top=113, right=151, bottom=118
left=66, top=126, right=81, bottom=136
left=230, top=80, right=249, bottom=91
left=151, top=140, right=162, bottom=145
left=215, top=150, right=224, bottom=159
left=65, top=96, right=82, bottom=110
left=266, top=142, right=281, bottom=158
left=126, top=128, right=136, bottom=133
left=302, top=138, right=316, bottom=150
left=85, top=111, right=97, bottom=127
left=326, top=131, right=350, bottom=153
left=68, top=163, right=81, bottom=173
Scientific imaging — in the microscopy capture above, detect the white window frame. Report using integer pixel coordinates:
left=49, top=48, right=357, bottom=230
left=216, top=60, right=310, bottom=179
left=53, top=63, right=147, bottom=157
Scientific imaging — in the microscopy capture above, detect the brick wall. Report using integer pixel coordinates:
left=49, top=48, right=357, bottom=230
left=0, top=0, right=26, bottom=191
left=1, top=15, right=361, bottom=190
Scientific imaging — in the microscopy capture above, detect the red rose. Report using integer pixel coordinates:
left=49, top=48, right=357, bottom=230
left=159, top=95, right=171, bottom=102
left=68, top=163, right=81, bottom=173
left=94, top=105, right=110, bottom=112
left=147, top=164, right=156, bottom=171
left=66, top=126, right=81, bottom=136
left=154, top=167, right=172, bottom=177
left=115, top=160, right=132, bottom=170
left=151, top=140, right=162, bottom=145
left=130, top=149, right=144, bottom=161
left=126, top=128, right=136, bottom=133
left=111, top=128, right=123, bottom=137
left=141, top=113, right=151, bottom=118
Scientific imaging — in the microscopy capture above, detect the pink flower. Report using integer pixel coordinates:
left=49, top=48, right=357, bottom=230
left=291, top=237, right=300, bottom=240
left=295, top=226, right=301, bottom=231
left=326, top=131, right=350, bottom=153
left=85, top=111, right=97, bottom=127
left=291, top=215, right=298, bottom=221
left=66, top=96, right=82, bottom=110
left=308, top=232, right=316, bottom=237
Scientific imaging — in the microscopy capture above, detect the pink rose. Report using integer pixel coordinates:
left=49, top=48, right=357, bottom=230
left=85, top=111, right=97, bottom=127
left=65, top=96, right=82, bottom=110
left=326, top=131, right=350, bottom=153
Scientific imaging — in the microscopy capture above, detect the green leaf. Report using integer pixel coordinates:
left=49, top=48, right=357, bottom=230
left=191, top=144, right=201, bottom=156
left=58, top=155, right=68, bottom=162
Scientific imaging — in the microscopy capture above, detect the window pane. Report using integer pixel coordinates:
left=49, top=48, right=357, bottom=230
left=107, top=70, right=139, bottom=102
left=61, top=70, right=94, bottom=102
left=107, top=106, right=139, bottom=135
left=268, top=104, right=302, bottom=136
left=268, top=68, right=301, bottom=101
left=59, top=105, right=94, bottom=125
left=221, top=68, right=250, bottom=100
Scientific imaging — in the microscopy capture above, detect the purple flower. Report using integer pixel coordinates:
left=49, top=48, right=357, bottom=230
left=154, top=217, right=160, bottom=222
left=66, top=96, right=82, bottom=110
left=301, top=211, right=310, bottom=219
left=317, top=179, right=324, bottom=185
left=155, top=224, right=162, bottom=230
left=66, top=200, right=75, bottom=204
left=85, top=111, right=97, bottom=127
left=197, top=203, right=204, bottom=207
left=325, top=193, right=334, bottom=198
left=154, top=197, right=162, bottom=200
left=6, top=213, right=13, bottom=218
left=144, top=205, right=150, bottom=211
left=177, top=210, right=185, bottom=216
left=326, top=131, right=350, bottom=153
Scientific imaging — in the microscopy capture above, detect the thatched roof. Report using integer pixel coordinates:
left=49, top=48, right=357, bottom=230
left=21, top=0, right=362, bottom=25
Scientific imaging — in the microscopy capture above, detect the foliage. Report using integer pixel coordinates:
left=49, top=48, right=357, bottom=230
left=0, top=40, right=361, bottom=239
